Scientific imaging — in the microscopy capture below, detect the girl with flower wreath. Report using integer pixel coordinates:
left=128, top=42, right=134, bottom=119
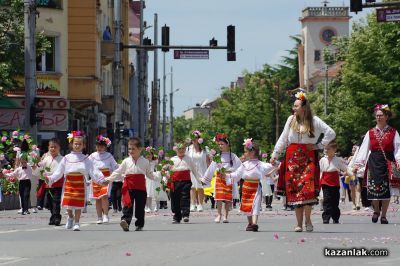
left=45, top=131, right=105, bottom=231
left=201, top=134, right=242, bottom=223
left=225, top=139, right=276, bottom=231
left=270, top=91, right=336, bottom=232
left=353, top=104, right=400, bottom=224
left=144, top=146, right=159, bottom=212
left=88, top=135, right=118, bottom=224
left=186, top=130, right=210, bottom=212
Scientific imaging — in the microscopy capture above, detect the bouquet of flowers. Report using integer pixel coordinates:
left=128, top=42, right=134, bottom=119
left=154, top=147, right=175, bottom=192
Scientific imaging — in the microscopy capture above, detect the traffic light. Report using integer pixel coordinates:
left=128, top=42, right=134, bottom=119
left=161, top=25, right=170, bottom=52
left=350, top=0, right=363, bottom=13
left=143, top=37, right=152, bottom=45
left=30, top=97, right=43, bottom=126
left=115, top=121, right=125, bottom=140
left=227, top=25, right=236, bottom=61
left=209, top=38, right=218, bottom=47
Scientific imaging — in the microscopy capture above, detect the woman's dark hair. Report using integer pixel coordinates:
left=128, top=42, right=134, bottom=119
left=217, top=138, right=233, bottom=166
left=246, top=142, right=261, bottom=160
left=20, top=140, right=29, bottom=152
left=48, top=138, right=60, bottom=146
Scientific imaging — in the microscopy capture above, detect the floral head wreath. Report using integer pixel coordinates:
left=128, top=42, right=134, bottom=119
left=243, top=138, right=254, bottom=151
left=191, top=130, right=201, bottom=139
left=374, top=104, right=390, bottom=112
left=96, top=135, right=112, bottom=147
left=67, top=130, right=84, bottom=143
left=295, top=91, right=307, bottom=102
left=213, top=133, right=229, bottom=143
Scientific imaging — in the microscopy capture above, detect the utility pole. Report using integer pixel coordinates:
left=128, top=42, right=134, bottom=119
left=151, top=13, right=159, bottom=147
left=169, top=68, right=176, bottom=149
left=24, top=0, right=37, bottom=142
left=113, top=0, right=123, bottom=158
left=324, top=65, right=328, bottom=115
left=162, top=53, right=167, bottom=148
left=137, top=0, right=145, bottom=144
left=274, top=82, right=280, bottom=143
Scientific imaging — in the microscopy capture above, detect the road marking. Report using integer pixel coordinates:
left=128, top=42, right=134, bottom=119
left=0, top=257, right=28, bottom=265
left=0, top=223, right=89, bottom=234
left=222, top=238, right=256, bottom=248
left=367, top=257, right=400, bottom=265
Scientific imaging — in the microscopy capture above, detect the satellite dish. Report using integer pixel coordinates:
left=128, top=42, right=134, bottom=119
left=200, top=99, right=209, bottom=108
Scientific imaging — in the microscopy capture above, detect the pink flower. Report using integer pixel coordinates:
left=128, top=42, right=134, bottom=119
left=31, top=145, right=38, bottom=151
left=198, top=138, right=204, bottom=144
left=173, top=146, right=178, bottom=152
left=24, top=134, right=30, bottom=140
left=165, top=157, right=170, bottom=161
left=30, top=151, right=39, bottom=158
left=145, top=146, right=152, bottom=152
left=0, top=154, right=5, bottom=160
left=13, top=147, right=21, bottom=152
left=210, top=149, right=217, bottom=156
left=262, top=153, right=268, bottom=159
left=273, top=233, right=279, bottom=240
left=158, top=150, right=164, bottom=157
left=37, top=161, right=44, bottom=167
left=1, top=136, right=7, bottom=142
left=12, top=131, right=19, bottom=137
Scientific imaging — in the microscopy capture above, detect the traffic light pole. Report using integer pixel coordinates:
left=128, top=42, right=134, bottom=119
left=123, top=45, right=228, bottom=50
left=24, top=0, right=37, bottom=142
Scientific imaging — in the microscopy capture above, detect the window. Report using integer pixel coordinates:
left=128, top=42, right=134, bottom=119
left=314, top=50, right=321, bottom=62
left=36, top=37, right=56, bottom=72
left=36, top=0, right=62, bottom=9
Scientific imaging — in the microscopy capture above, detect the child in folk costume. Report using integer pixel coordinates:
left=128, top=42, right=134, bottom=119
left=36, top=138, right=64, bottom=225
left=45, top=131, right=105, bottom=231
left=226, top=139, right=276, bottom=231
left=103, top=137, right=157, bottom=231
left=320, top=140, right=352, bottom=224
left=166, top=141, right=202, bottom=223
left=201, top=134, right=242, bottom=223
left=3, top=153, right=33, bottom=215
left=144, top=147, right=158, bottom=212
left=89, top=135, right=118, bottom=224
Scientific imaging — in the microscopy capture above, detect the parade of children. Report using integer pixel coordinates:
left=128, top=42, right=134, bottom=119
left=1, top=100, right=400, bottom=237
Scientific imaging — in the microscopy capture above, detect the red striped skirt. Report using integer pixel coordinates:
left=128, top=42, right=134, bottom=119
left=215, top=172, right=232, bottom=201
left=62, top=172, right=86, bottom=208
left=91, top=168, right=110, bottom=199
left=240, top=179, right=259, bottom=213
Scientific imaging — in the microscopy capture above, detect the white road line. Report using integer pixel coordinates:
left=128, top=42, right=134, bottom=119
left=221, top=238, right=256, bottom=248
left=0, top=257, right=28, bottom=265
left=367, top=257, right=400, bottom=265
left=0, top=223, right=89, bottom=234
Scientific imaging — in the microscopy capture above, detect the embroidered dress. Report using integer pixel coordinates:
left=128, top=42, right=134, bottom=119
left=202, top=152, right=241, bottom=201
left=227, top=160, right=275, bottom=215
left=273, top=115, right=336, bottom=206
left=355, top=126, right=400, bottom=199
left=88, top=151, right=118, bottom=199
left=48, top=152, right=105, bottom=209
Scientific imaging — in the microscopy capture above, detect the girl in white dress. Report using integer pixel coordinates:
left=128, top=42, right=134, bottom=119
left=144, top=148, right=158, bottom=212
left=186, top=130, right=210, bottom=212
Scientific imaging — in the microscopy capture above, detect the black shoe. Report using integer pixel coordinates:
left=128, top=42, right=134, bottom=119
left=381, top=217, right=389, bottom=224
left=37, top=206, right=43, bottom=210
left=333, top=220, right=339, bottom=224
left=183, top=217, right=189, bottom=223
left=49, top=220, right=55, bottom=225
left=372, top=212, right=380, bottom=223
left=252, top=224, right=259, bottom=232
left=172, top=219, right=181, bottom=224
left=135, top=226, right=143, bottom=231
left=120, top=220, right=130, bottom=231
left=356, top=206, right=361, bottom=210
left=323, top=220, right=329, bottom=224
left=54, top=219, right=61, bottom=226
left=246, top=223, right=253, bottom=231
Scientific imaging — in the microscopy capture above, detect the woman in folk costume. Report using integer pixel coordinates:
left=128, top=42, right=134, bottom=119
left=353, top=104, right=400, bottom=224
left=144, top=146, right=158, bottom=212
left=45, top=131, right=105, bottom=231
left=89, top=135, right=118, bottom=224
left=103, top=137, right=157, bottom=232
left=226, top=139, right=276, bottom=231
left=201, top=134, right=242, bottom=223
left=166, top=141, right=202, bottom=224
left=320, top=140, right=352, bottom=224
left=36, top=138, right=64, bottom=226
left=270, top=91, right=335, bottom=232
left=186, top=130, right=210, bottom=212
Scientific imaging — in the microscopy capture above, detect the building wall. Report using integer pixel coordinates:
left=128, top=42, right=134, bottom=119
left=36, top=2, right=68, bottom=98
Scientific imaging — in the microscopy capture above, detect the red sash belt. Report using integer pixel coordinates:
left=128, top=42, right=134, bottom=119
left=36, top=177, right=64, bottom=198
left=122, top=174, right=146, bottom=208
left=168, top=170, right=191, bottom=191
left=320, top=171, right=340, bottom=187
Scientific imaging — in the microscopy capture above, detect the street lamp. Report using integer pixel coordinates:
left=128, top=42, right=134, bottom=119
left=169, top=87, right=180, bottom=148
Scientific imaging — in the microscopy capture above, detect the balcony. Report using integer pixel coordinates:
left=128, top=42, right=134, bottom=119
left=302, top=7, right=349, bottom=18
left=101, top=40, right=114, bottom=65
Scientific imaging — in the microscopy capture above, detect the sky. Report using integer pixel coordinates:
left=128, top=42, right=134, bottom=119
left=143, top=0, right=368, bottom=116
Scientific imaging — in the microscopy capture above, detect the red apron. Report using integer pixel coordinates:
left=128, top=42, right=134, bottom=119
left=215, top=172, right=233, bottom=201
left=240, top=179, right=259, bottom=213
left=91, top=168, right=110, bottom=199
left=62, top=173, right=85, bottom=208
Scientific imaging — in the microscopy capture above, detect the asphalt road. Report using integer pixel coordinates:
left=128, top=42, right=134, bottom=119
left=0, top=200, right=399, bottom=266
